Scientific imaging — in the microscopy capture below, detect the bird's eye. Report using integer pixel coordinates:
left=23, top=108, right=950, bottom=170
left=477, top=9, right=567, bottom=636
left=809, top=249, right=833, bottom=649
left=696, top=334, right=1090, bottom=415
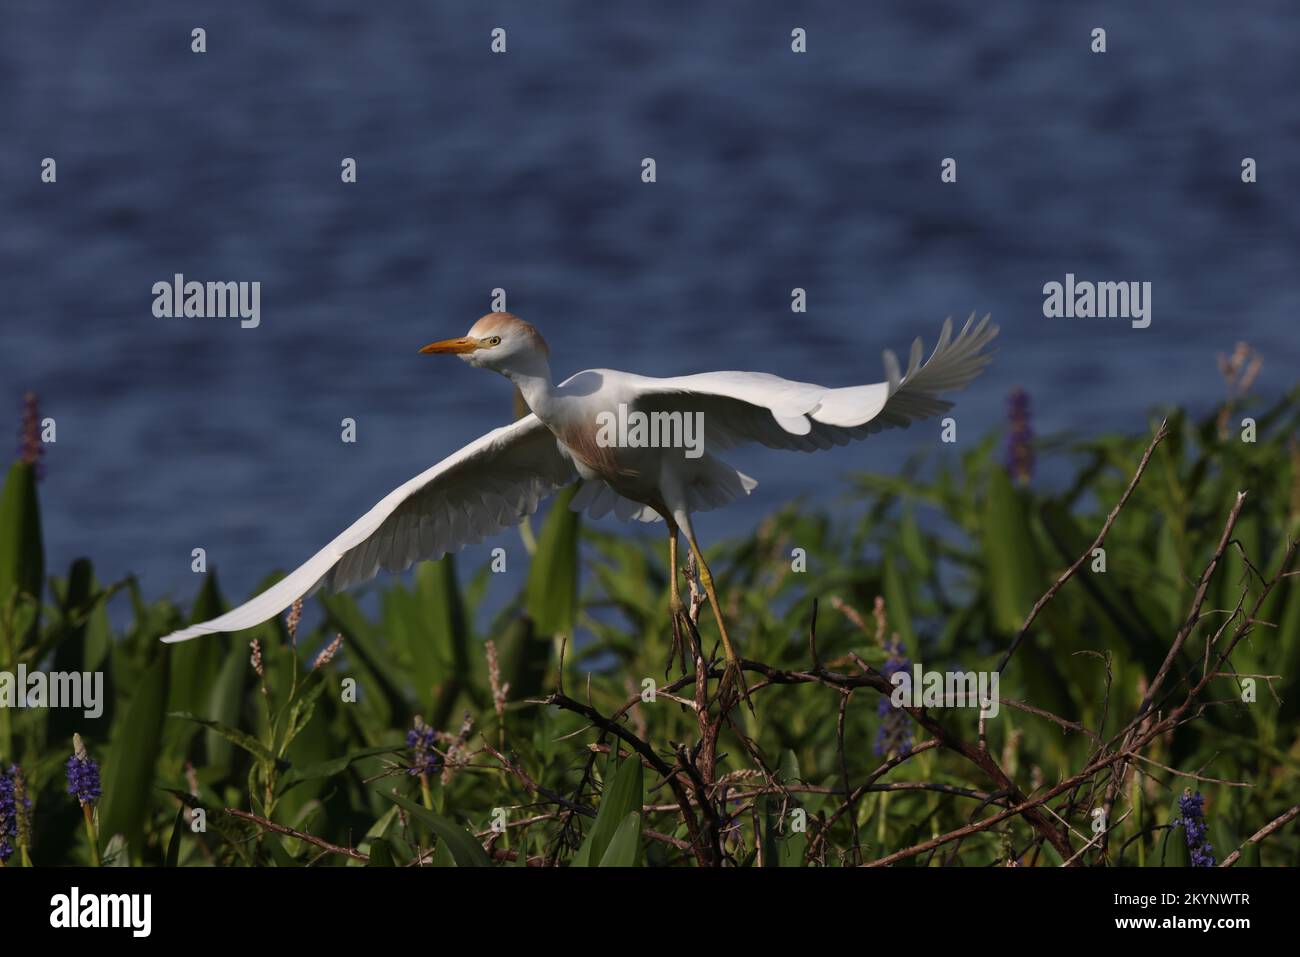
left=487, top=336, right=502, bottom=346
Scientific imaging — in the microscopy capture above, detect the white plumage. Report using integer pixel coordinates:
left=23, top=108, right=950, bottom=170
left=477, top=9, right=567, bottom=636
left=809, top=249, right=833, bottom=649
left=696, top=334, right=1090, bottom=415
left=160, top=311, right=997, bottom=672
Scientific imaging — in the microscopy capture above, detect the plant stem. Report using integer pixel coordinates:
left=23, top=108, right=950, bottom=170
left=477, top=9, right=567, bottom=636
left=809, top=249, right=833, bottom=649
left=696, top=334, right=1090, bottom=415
left=1134, top=777, right=1145, bottom=868
left=0, top=605, right=13, bottom=762
left=82, top=803, right=101, bottom=866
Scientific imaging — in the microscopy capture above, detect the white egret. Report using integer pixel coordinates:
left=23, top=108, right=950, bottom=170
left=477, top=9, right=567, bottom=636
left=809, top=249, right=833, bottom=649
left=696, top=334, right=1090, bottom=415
left=160, top=312, right=998, bottom=705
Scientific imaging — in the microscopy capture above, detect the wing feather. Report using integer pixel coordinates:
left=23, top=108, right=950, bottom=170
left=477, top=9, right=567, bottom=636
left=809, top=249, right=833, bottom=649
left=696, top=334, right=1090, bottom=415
left=160, top=414, right=576, bottom=643
left=592, top=314, right=997, bottom=453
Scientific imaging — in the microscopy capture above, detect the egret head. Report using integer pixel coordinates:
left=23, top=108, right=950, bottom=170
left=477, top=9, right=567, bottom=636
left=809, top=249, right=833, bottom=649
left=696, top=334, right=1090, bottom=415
left=420, top=312, right=550, bottom=377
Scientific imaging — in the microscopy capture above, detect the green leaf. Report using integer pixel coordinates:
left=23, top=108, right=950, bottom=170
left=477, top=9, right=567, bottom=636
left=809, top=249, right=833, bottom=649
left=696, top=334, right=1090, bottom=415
left=99, top=651, right=170, bottom=857
left=165, top=572, right=227, bottom=758
left=350, top=805, right=401, bottom=868
left=0, top=462, right=44, bottom=669
left=367, top=837, right=396, bottom=867
left=321, top=590, right=408, bottom=727
left=0, top=462, right=43, bottom=612
left=498, top=615, right=548, bottom=706
left=159, top=789, right=254, bottom=865
left=279, top=745, right=396, bottom=794
left=982, top=467, right=1040, bottom=633
left=1161, top=795, right=1192, bottom=867
left=898, top=506, right=932, bottom=581
left=526, top=485, right=580, bottom=636
left=429, top=838, right=457, bottom=867
left=281, top=676, right=328, bottom=754
left=775, top=750, right=806, bottom=867
left=165, top=803, right=186, bottom=867
left=983, top=469, right=1076, bottom=716
left=598, top=811, right=643, bottom=867
left=882, top=554, right=915, bottom=649
left=382, top=792, right=492, bottom=867
left=573, top=752, right=643, bottom=867
left=200, top=638, right=247, bottom=773
left=101, top=833, right=130, bottom=867
left=170, top=711, right=276, bottom=767
left=48, top=559, right=98, bottom=742
left=404, top=557, right=472, bottom=726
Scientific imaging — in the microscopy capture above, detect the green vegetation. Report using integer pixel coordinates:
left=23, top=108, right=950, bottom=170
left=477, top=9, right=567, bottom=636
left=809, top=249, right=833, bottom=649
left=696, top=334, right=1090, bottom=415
left=1, top=386, right=1297, bottom=867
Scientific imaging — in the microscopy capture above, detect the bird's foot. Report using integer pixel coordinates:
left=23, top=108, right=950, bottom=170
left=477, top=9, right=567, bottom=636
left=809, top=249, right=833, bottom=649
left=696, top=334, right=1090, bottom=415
left=666, top=596, right=695, bottom=679
left=717, top=654, right=754, bottom=715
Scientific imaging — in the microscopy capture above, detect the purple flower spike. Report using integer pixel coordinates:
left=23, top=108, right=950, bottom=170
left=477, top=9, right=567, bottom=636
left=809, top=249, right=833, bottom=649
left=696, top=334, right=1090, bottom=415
left=875, top=638, right=913, bottom=759
left=17, top=391, right=46, bottom=479
left=0, top=765, right=31, bottom=863
left=66, top=735, right=102, bottom=807
left=1005, top=388, right=1034, bottom=485
left=407, top=717, right=442, bottom=777
left=1177, top=790, right=1216, bottom=867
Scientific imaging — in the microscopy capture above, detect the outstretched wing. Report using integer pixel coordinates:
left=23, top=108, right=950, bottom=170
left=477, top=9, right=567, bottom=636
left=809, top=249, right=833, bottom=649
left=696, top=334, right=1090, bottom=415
left=619, top=313, right=998, bottom=452
left=160, top=414, right=577, bottom=644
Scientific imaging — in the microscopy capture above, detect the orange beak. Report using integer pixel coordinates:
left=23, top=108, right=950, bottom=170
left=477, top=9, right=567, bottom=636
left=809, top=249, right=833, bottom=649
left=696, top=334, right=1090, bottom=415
left=419, top=337, right=480, bottom=355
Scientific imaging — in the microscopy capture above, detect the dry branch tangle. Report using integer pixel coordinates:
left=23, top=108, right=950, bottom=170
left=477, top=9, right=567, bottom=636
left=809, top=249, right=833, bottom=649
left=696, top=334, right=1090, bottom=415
left=503, top=421, right=1295, bottom=866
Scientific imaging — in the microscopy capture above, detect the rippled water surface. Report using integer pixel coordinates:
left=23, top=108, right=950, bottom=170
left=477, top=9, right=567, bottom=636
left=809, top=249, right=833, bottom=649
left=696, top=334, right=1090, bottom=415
left=3, top=1, right=1297, bottom=613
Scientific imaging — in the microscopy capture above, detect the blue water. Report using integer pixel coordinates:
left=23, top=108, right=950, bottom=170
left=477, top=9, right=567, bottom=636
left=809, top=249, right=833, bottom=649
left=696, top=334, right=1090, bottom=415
left=3, top=1, right=1297, bottom=620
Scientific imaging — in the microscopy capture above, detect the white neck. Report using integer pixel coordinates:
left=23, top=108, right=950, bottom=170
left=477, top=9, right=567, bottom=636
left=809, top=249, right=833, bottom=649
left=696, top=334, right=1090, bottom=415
left=502, top=355, right=554, bottom=418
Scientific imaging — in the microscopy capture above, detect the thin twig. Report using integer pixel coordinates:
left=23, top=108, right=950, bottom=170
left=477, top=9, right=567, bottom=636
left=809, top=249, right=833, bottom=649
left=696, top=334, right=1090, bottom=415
left=225, top=807, right=368, bottom=863
left=1219, top=805, right=1300, bottom=867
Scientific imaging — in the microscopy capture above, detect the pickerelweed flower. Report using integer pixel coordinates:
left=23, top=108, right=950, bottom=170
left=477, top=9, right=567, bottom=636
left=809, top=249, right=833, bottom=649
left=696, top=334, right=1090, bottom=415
left=0, top=765, right=31, bottom=864
left=1006, top=388, right=1034, bottom=485
left=66, top=735, right=101, bottom=807
left=875, top=635, right=914, bottom=758
left=1177, top=789, right=1216, bottom=867
left=67, top=735, right=102, bottom=866
left=13, top=766, right=32, bottom=862
left=407, top=716, right=441, bottom=778
left=408, top=715, right=443, bottom=811
left=17, top=391, right=45, bottom=479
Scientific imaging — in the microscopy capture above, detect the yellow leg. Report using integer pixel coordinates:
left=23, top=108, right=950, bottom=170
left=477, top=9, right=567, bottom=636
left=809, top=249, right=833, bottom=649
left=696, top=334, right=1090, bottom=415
left=683, top=527, right=752, bottom=712
left=668, top=523, right=680, bottom=607
left=665, top=523, right=690, bottom=676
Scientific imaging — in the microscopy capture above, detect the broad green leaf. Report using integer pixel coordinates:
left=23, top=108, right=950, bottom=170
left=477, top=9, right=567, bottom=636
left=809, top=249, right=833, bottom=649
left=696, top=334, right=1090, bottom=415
left=279, top=745, right=397, bottom=794
left=165, top=803, right=186, bottom=867
left=383, top=792, right=492, bottom=867
left=0, top=461, right=44, bottom=650
left=48, top=559, right=97, bottom=743
left=100, top=651, right=170, bottom=857
left=350, top=805, right=401, bottom=868
left=526, top=485, right=580, bottom=636
left=281, top=676, right=328, bottom=754
left=367, top=837, right=396, bottom=866
left=171, top=711, right=276, bottom=767
left=498, top=615, right=547, bottom=705
left=204, top=638, right=249, bottom=773
left=321, top=590, right=408, bottom=727
left=882, top=554, right=915, bottom=649
left=165, top=572, right=227, bottom=758
left=573, top=752, right=643, bottom=867
left=982, top=467, right=1040, bottom=633
left=430, top=838, right=457, bottom=867
left=598, top=811, right=643, bottom=867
